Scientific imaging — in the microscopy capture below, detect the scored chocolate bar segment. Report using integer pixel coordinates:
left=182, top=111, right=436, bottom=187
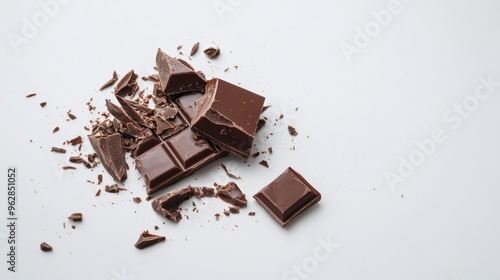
left=253, top=167, right=321, bottom=227
left=135, top=92, right=227, bottom=194
left=191, top=78, right=265, bottom=159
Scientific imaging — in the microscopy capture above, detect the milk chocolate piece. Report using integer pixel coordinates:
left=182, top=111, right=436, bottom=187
left=253, top=167, right=321, bottom=227
left=215, top=182, right=247, bottom=207
left=156, top=49, right=206, bottom=95
left=68, top=136, right=83, bottom=145
left=40, top=102, right=47, bottom=107
left=288, top=125, right=298, bottom=136
left=100, top=71, right=118, bottom=90
left=68, top=213, right=83, bottom=222
left=190, top=42, right=200, bottom=56
left=105, top=184, right=127, bottom=193
left=204, top=47, right=220, bottom=59
left=151, top=186, right=195, bottom=222
left=191, top=78, right=265, bottom=159
left=40, top=242, right=52, bottom=252
left=51, top=147, right=66, bottom=153
left=134, top=230, right=166, bottom=249
left=26, top=93, right=36, bottom=98
left=88, top=133, right=127, bottom=182
left=114, top=70, right=139, bottom=97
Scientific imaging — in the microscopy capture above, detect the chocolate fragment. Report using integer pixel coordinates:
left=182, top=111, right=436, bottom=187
left=252, top=152, right=260, bottom=158
left=26, top=93, right=37, bottom=98
left=40, top=242, right=52, bottom=252
left=133, top=197, right=142, bottom=203
left=68, top=136, right=83, bottom=146
left=204, top=47, right=220, bottom=59
left=67, top=110, right=77, bottom=120
left=256, top=119, right=266, bottom=132
left=105, top=184, right=127, bottom=193
left=288, top=125, right=298, bottom=136
left=114, top=70, right=139, bottom=97
left=51, top=147, right=66, bottom=154
left=69, top=156, right=92, bottom=168
left=259, top=160, right=269, bottom=168
left=134, top=230, right=166, bottom=249
left=151, top=186, right=194, bottom=222
left=52, top=126, right=60, bottom=133
left=193, top=186, right=215, bottom=198
left=40, top=102, right=47, bottom=108
left=223, top=209, right=230, bottom=216
left=229, top=206, right=240, bottom=214
left=215, top=182, right=247, bottom=207
left=88, top=133, right=127, bottom=182
left=214, top=213, right=220, bottom=221
left=156, top=49, right=206, bottom=96
left=268, top=147, right=273, bottom=154
left=248, top=212, right=255, bottom=216
left=100, top=71, right=119, bottom=90
left=71, top=225, right=76, bottom=229
left=68, top=213, right=83, bottom=222
left=253, top=167, right=321, bottom=227
left=95, top=189, right=101, bottom=196
left=190, top=42, right=199, bottom=56
left=221, top=163, right=241, bottom=179
left=97, top=174, right=103, bottom=185
left=191, top=78, right=265, bottom=159
left=62, top=166, right=76, bottom=170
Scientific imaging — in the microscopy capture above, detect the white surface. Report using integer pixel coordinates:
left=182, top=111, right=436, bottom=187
left=1, top=0, right=500, bottom=279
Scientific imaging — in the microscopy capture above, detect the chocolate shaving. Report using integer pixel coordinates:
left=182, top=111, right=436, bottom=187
left=105, top=184, right=127, bottom=193
left=67, top=110, right=77, bottom=120
left=62, top=166, right=76, bottom=170
left=133, top=197, right=142, bottom=203
left=68, top=213, right=83, bottom=222
left=26, top=93, right=37, bottom=98
left=100, top=71, right=119, bottom=90
left=95, top=189, right=101, bottom=196
left=51, top=147, right=67, bottom=154
left=204, top=47, right=220, bottom=59
left=67, top=136, right=83, bottom=145
left=220, top=163, right=241, bottom=179
left=288, top=125, right=298, bottom=136
left=97, top=174, right=103, bottom=185
left=134, top=230, right=166, bottom=249
left=190, top=42, right=200, bottom=56
left=40, top=102, right=47, bottom=108
left=261, top=105, right=271, bottom=113
left=69, top=156, right=91, bottom=168
left=215, top=182, right=247, bottom=207
left=248, top=212, right=256, bottom=216
left=259, top=160, right=269, bottom=168
left=40, top=242, right=52, bottom=252
left=114, top=70, right=139, bottom=97
left=52, top=126, right=60, bottom=133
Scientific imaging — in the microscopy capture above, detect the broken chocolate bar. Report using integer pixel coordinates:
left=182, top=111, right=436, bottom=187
left=191, top=78, right=265, bottom=159
left=88, top=133, right=127, bottom=182
left=134, top=230, right=166, bottom=249
left=215, top=182, right=247, bottom=207
left=156, top=49, right=206, bottom=95
left=253, top=167, right=320, bottom=227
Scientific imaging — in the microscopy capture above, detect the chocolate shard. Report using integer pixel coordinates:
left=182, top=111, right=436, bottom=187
left=253, top=167, right=321, bottom=227
left=100, top=71, right=119, bottom=90
left=40, top=242, right=53, bottom=252
left=114, top=70, right=139, bottom=97
left=115, top=95, right=152, bottom=128
left=221, top=163, right=241, bottom=179
left=204, top=47, right=220, bottom=59
left=156, top=48, right=206, bottom=96
left=105, top=184, right=127, bottom=193
left=68, top=213, right=83, bottom=222
left=191, top=78, right=265, bottom=159
left=190, top=42, right=200, bottom=56
left=215, top=182, right=247, bottom=207
left=105, top=99, right=145, bottom=137
left=288, top=125, right=298, bottom=136
left=193, top=186, right=215, bottom=198
left=134, top=230, right=166, bottom=249
left=26, top=93, right=37, bottom=98
left=259, top=160, right=269, bottom=168
left=51, top=147, right=67, bottom=154
left=88, top=133, right=127, bottom=182
left=151, top=186, right=195, bottom=222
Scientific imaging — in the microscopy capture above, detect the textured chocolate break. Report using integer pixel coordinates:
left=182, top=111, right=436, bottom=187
left=88, top=133, right=127, bottom=181
left=151, top=186, right=195, bottom=222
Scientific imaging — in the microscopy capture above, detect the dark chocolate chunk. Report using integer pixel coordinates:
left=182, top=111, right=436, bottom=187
left=26, top=93, right=36, bottom=98
left=67, top=110, right=77, bottom=120
left=133, top=197, right=142, bottom=203
left=204, top=47, right=220, bottom=59
left=40, top=102, right=47, bottom=107
left=40, top=242, right=53, bottom=252
left=100, top=71, right=119, bottom=90
left=68, top=213, right=83, bottom=222
left=221, top=163, right=241, bottom=179
left=190, top=42, right=199, bottom=56
left=68, top=136, right=83, bottom=146
left=215, top=182, right=247, bottom=207
left=252, top=152, right=260, bottom=158
left=52, top=126, right=60, bottom=133
left=51, top=147, right=66, bottom=154
left=134, top=230, right=166, bottom=249
left=151, top=186, right=194, bottom=222
left=191, top=78, right=265, bottom=159
left=105, top=184, right=127, bottom=193
left=256, top=119, right=266, bottom=132
left=156, top=48, right=206, bottom=96
left=114, top=70, right=139, bottom=97
left=259, top=160, right=269, bottom=168
left=253, top=167, right=321, bottom=227
left=88, top=133, right=127, bottom=182
left=288, top=125, right=298, bottom=136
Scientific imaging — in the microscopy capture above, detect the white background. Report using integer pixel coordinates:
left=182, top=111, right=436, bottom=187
left=1, top=0, right=500, bottom=279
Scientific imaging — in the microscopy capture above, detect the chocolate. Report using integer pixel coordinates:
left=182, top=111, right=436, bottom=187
left=95, top=189, right=101, bottom=196
left=88, top=133, right=127, bottom=182
left=135, top=92, right=226, bottom=194
left=114, top=70, right=139, bottom=97
left=268, top=147, right=273, bottom=154
left=26, top=93, right=36, bottom=98
left=156, top=49, right=206, bottom=96
left=97, top=174, right=103, bottom=185
left=248, top=212, right=256, bottom=216
left=253, top=167, right=321, bottom=227
left=69, top=156, right=91, bottom=168
left=40, top=102, right=47, bottom=107
left=105, top=184, right=127, bottom=193
left=100, top=71, right=118, bottom=90
left=204, top=47, right=220, bottom=59
left=259, top=160, right=269, bottom=168
left=51, top=147, right=66, bottom=154
left=151, top=186, right=195, bottom=222
left=67, top=136, right=83, bottom=145
left=190, top=42, right=200, bottom=56
left=134, top=230, right=166, bottom=249
left=288, top=125, right=298, bottom=136
left=133, top=197, right=142, bottom=203
left=229, top=206, right=240, bottom=214
left=52, top=126, right=60, bottom=133
left=191, top=78, right=265, bottom=159
left=40, top=242, right=53, bottom=252
left=62, top=166, right=76, bottom=170
left=193, top=186, right=215, bottom=198
left=215, top=182, right=247, bottom=207
left=68, top=213, right=83, bottom=222
left=67, top=110, right=77, bottom=120
left=221, top=163, right=241, bottom=179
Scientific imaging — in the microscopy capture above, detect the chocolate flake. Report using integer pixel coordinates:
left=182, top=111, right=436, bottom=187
left=69, top=156, right=92, bottom=168
left=51, top=147, right=67, bottom=154
left=204, top=47, right=220, bottom=59
left=288, top=125, right=298, bottom=136
left=40, top=102, right=47, bottom=107
left=26, top=93, right=37, bottom=98
left=190, top=42, right=200, bottom=56
left=215, top=182, right=247, bottom=207
left=105, top=184, right=127, bottom=193
left=133, top=197, right=142, bottom=203
left=40, top=242, right=53, bottom=252
left=97, top=174, right=103, bottom=185
left=67, top=110, right=77, bottom=120
left=229, top=206, right=240, bottom=214
left=68, top=213, right=83, bottom=222
left=95, top=189, right=101, bottom=196
left=221, top=163, right=241, bottom=179
left=268, top=147, right=273, bottom=154
left=114, top=70, right=139, bottom=97
left=248, top=212, right=256, bottom=216
left=259, top=160, right=269, bottom=168
left=52, top=126, right=60, bottom=133
left=134, top=230, right=166, bottom=249
left=62, top=166, right=76, bottom=170
left=67, top=136, right=83, bottom=145
left=261, top=105, right=271, bottom=113
left=100, top=71, right=119, bottom=90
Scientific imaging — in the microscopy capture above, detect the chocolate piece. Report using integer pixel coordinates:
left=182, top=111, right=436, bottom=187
left=95, top=189, right=101, bottom=196
left=40, top=242, right=52, bottom=252
left=204, top=47, right=220, bottom=59
left=62, top=166, right=76, bottom=170
left=259, top=160, right=269, bottom=168
left=100, top=71, right=119, bottom=90
left=193, top=186, right=215, bottom=198
left=268, top=147, right=273, bottom=154
left=253, top=167, right=321, bottom=227
left=134, top=230, right=166, bottom=249
left=288, top=125, right=298, bottom=136
left=69, top=156, right=91, bottom=168
left=191, top=78, right=265, bottom=159
left=252, top=152, right=260, bottom=158
left=214, top=213, right=220, bottom=221
left=51, top=147, right=66, bottom=154
left=40, top=102, right=47, bottom=107
left=26, top=93, right=36, bottom=98
left=135, top=93, right=226, bottom=194
left=256, top=119, right=266, bottom=132
left=261, top=105, right=271, bottom=113
left=97, top=174, right=103, bottom=184
left=223, top=209, right=230, bottom=216
left=248, top=212, right=255, bottom=216
left=215, top=182, right=247, bottom=207
left=105, top=184, right=126, bottom=193
left=115, top=70, right=139, bottom=97
left=67, top=110, right=77, bottom=120
left=151, top=186, right=194, bottom=222
left=68, top=136, right=83, bottom=145
left=71, top=225, right=76, bottom=229
left=68, top=213, right=82, bottom=222
left=190, top=42, right=199, bottom=56
left=156, top=49, right=206, bottom=95
left=221, top=163, right=241, bottom=179
left=52, top=126, right=60, bottom=133
left=133, top=197, right=142, bottom=203
left=88, top=133, right=127, bottom=182
left=229, top=206, right=240, bottom=214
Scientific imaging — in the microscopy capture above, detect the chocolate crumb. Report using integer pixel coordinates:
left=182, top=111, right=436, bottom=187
left=67, top=110, right=77, bottom=120
left=62, top=166, right=76, bottom=170
left=51, top=147, right=67, bottom=154
left=204, top=47, right=220, bottom=59
left=97, top=174, right=103, bottom=185
left=40, top=242, right=52, bottom=252
left=214, top=213, right=220, bottom=221
left=252, top=152, right=260, bottom=158
left=95, top=189, right=101, bottom=196
left=105, top=184, right=127, bottom=193
left=67, top=136, right=83, bottom=145
left=221, top=163, right=241, bottom=179
left=288, top=125, right=298, bottom=136
left=52, top=126, right=60, bottom=133
left=223, top=209, right=230, bottom=216
left=26, top=93, right=37, bottom=98
left=99, top=71, right=119, bottom=90
left=279, top=114, right=284, bottom=119
left=224, top=67, right=230, bottom=72
left=177, top=45, right=183, bottom=51
left=190, top=42, right=200, bottom=56
left=248, top=212, right=256, bottom=216
left=259, top=160, right=269, bottom=168
left=154, top=225, right=159, bottom=230
left=71, top=225, right=76, bottom=229
left=68, top=213, right=83, bottom=222
left=229, top=206, right=240, bottom=214
left=40, top=102, right=47, bottom=108
left=133, top=197, right=142, bottom=203
left=268, top=147, right=273, bottom=154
